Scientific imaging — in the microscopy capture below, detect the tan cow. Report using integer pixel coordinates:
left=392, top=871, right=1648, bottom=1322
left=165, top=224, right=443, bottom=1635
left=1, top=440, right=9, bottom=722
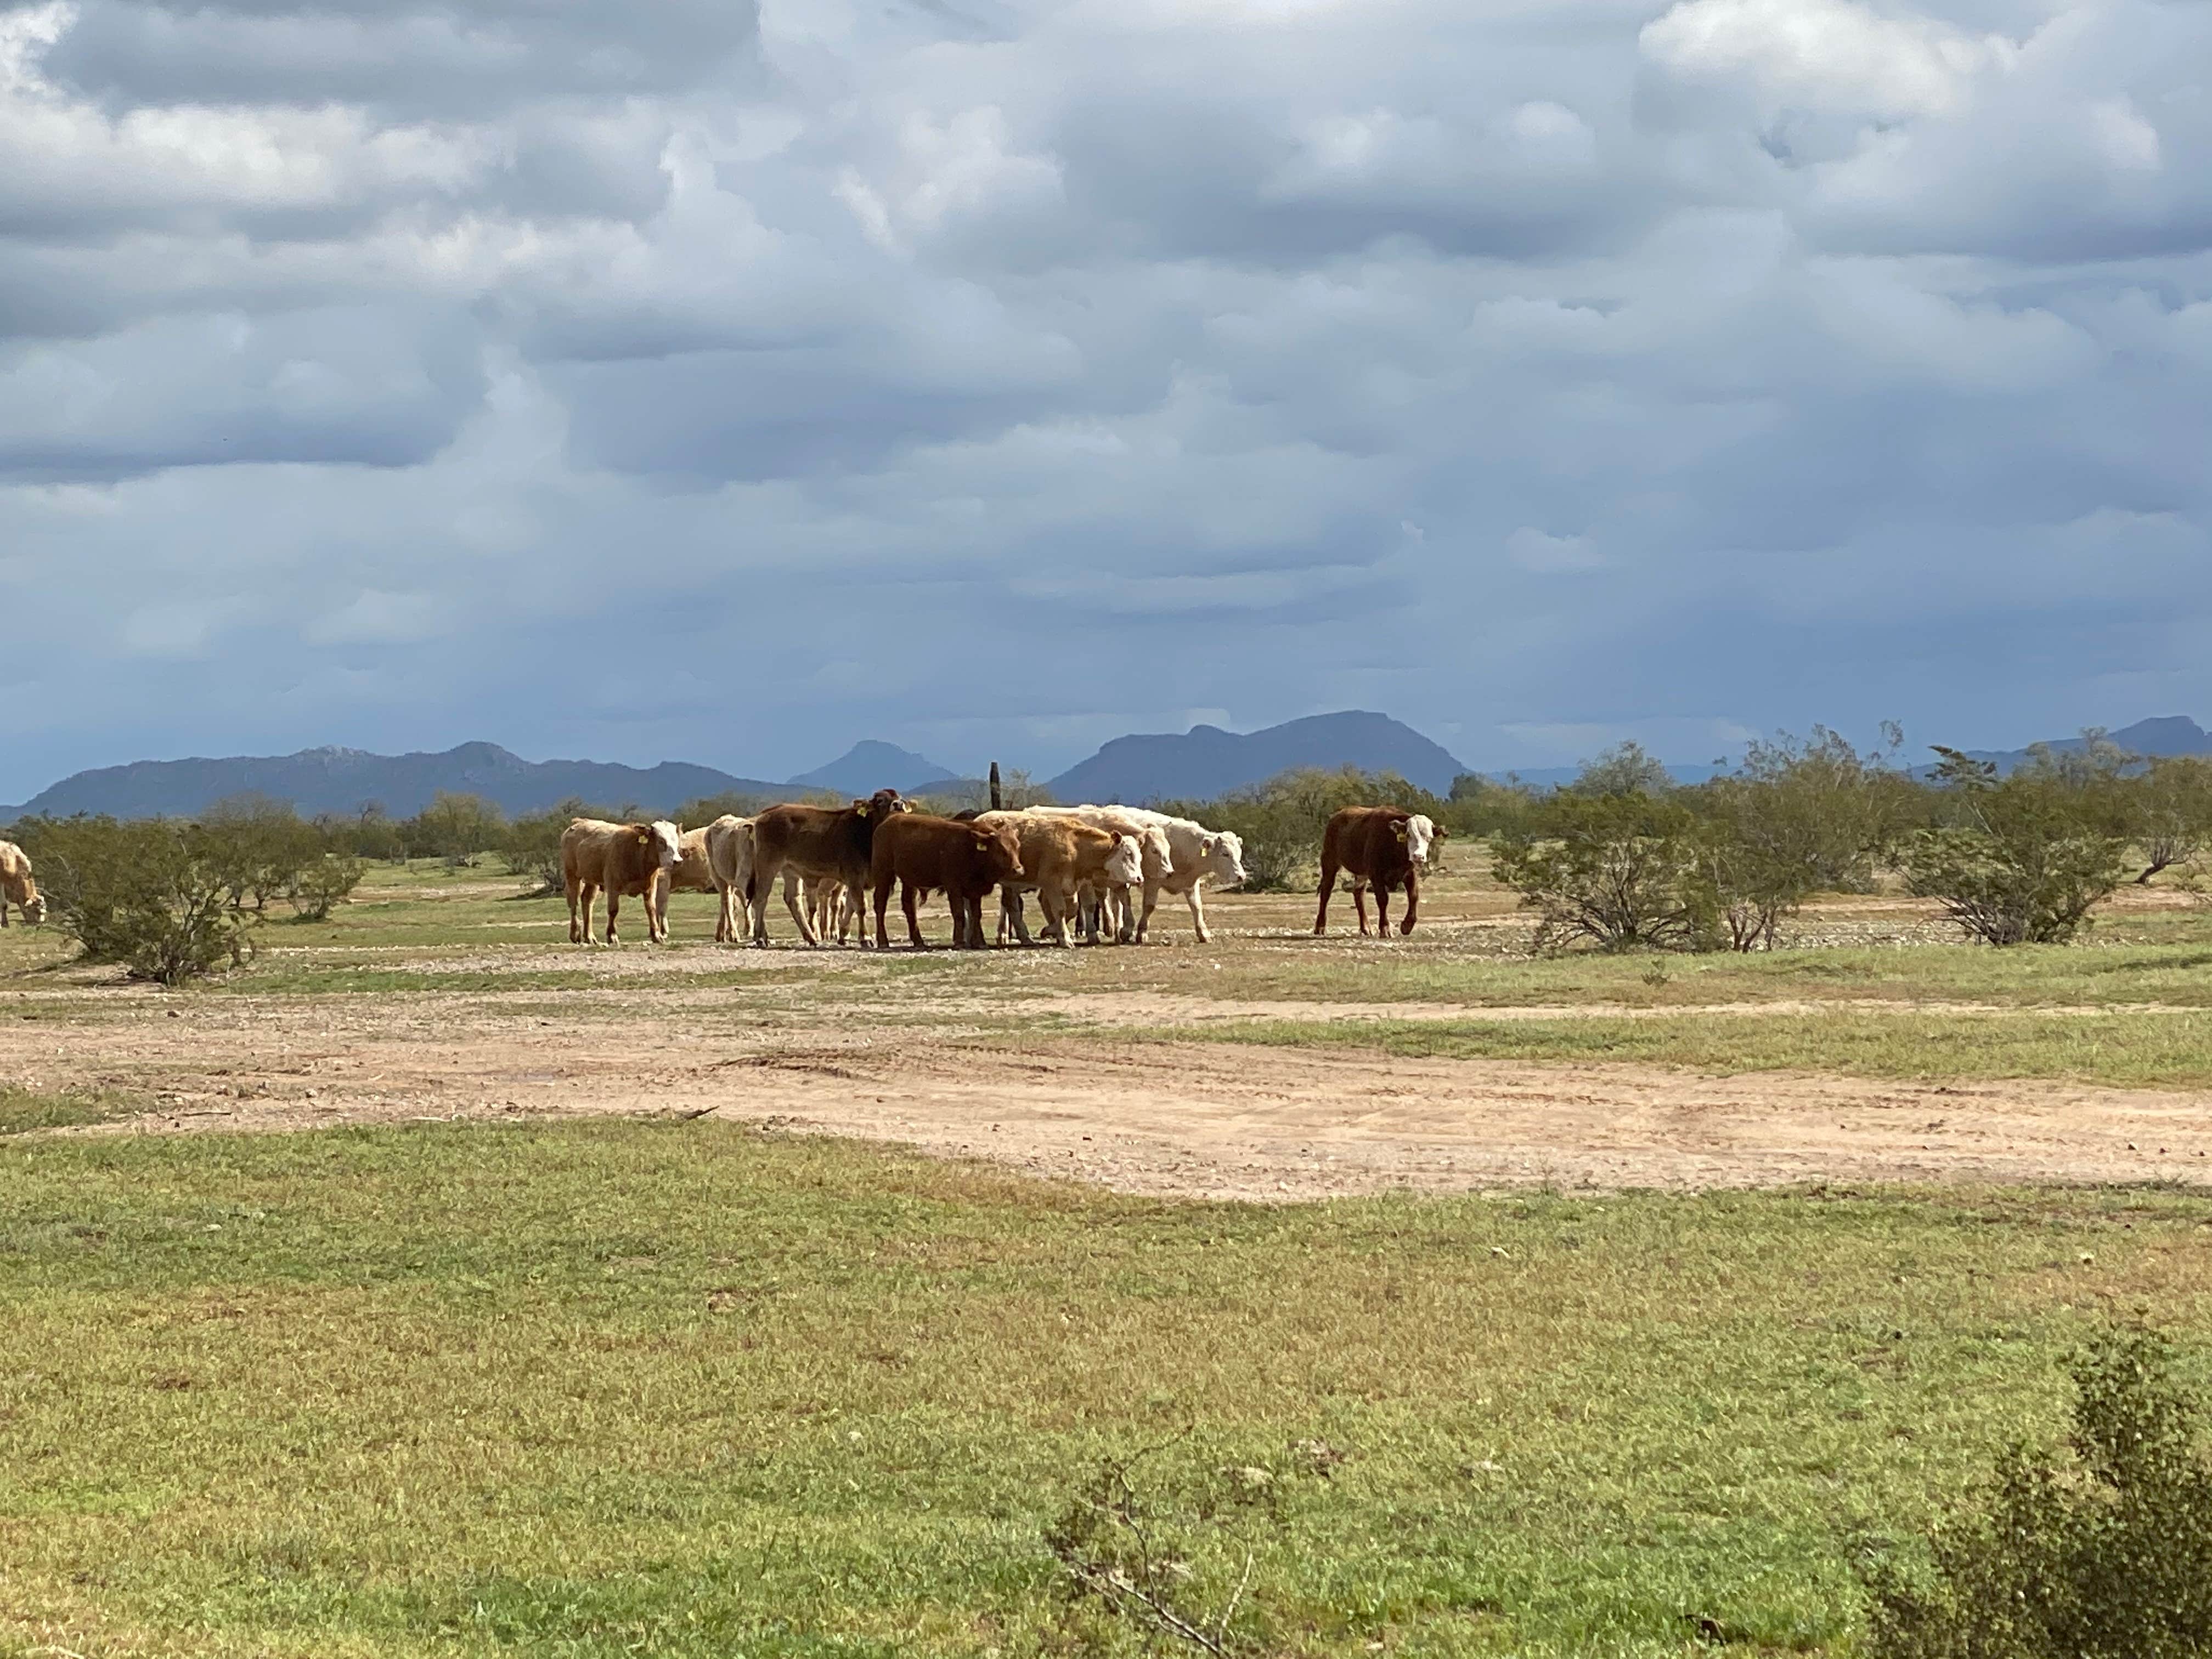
left=648, top=824, right=718, bottom=940
left=562, top=818, right=683, bottom=945
left=975, top=811, right=1143, bottom=946
left=1031, top=806, right=1174, bottom=943
left=0, top=840, right=44, bottom=927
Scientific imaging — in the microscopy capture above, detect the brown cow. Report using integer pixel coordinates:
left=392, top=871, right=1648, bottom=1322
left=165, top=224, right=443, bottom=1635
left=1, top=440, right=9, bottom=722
left=746, top=789, right=910, bottom=946
left=870, top=812, right=1025, bottom=950
left=0, top=840, right=44, bottom=927
left=562, top=817, right=684, bottom=945
left=1313, top=809, right=1441, bottom=937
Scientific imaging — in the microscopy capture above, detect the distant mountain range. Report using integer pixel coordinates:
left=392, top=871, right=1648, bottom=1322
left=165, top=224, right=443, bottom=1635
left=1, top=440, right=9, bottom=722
left=1045, top=710, right=1466, bottom=800
left=7, top=713, right=2207, bottom=822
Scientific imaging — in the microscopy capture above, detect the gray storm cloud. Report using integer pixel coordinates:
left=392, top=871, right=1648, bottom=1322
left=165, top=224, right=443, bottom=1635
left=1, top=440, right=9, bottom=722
left=0, top=0, right=2205, bottom=788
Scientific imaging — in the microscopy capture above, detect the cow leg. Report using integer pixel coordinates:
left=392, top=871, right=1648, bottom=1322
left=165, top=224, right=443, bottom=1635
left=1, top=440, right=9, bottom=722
left=873, top=874, right=893, bottom=950
left=567, top=878, right=584, bottom=944
left=747, top=870, right=772, bottom=947
left=1401, top=868, right=1419, bottom=935
left=1186, top=883, right=1211, bottom=944
left=1374, top=885, right=1391, bottom=938
left=901, top=881, right=927, bottom=949
left=1313, top=856, right=1340, bottom=935
left=1135, top=879, right=1162, bottom=943
left=1352, top=882, right=1371, bottom=937
left=780, top=871, right=820, bottom=948
left=605, top=887, right=623, bottom=946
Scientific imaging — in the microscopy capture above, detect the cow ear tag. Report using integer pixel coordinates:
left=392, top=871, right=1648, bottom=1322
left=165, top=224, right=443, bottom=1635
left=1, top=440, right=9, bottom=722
left=857, top=804, right=870, bottom=819
left=1394, top=824, right=1408, bottom=840
left=637, top=833, right=649, bottom=845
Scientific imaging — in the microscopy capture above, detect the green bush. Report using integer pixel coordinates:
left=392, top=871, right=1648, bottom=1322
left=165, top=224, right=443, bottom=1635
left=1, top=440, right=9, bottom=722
left=1493, top=791, right=1715, bottom=952
left=501, top=801, right=588, bottom=896
left=17, top=816, right=255, bottom=984
left=199, top=793, right=325, bottom=911
left=1904, top=753, right=2126, bottom=945
left=401, top=792, right=507, bottom=866
left=290, top=854, right=365, bottom=921
left=1863, top=1329, right=2212, bottom=1659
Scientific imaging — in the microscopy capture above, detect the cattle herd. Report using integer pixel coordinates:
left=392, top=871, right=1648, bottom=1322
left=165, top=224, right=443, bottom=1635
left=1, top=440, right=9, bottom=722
left=555, top=795, right=1443, bottom=950
left=0, top=802, right=1438, bottom=951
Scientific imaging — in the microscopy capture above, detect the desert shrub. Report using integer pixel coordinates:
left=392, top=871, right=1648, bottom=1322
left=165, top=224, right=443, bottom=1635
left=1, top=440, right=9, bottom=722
left=1861, top=1329, right=2212, bottom=1659
left=318, top=805, right=407, bottom=863
left=1493, top=791, right=1715, bottom=952
left=2125, top=756, right=2212, bottom=885
left=290, top=854, right=365, bottom=920
left=501, top=801, right=587, bottom=895
left=1904, top=752, right=2126, bottom=945
left=18, top=815, right=255, bottom=984
left=1570, top=740, right=1675, bottom=797
left=400, top=792, right=506, bottom=866
left=672, top=790, right=775, bottom=827
left=1705, top=724, right=1919, bottom=893
left=1444, top=772, right=1541, bottom=840
left=200, top=793, right=324, bottom=910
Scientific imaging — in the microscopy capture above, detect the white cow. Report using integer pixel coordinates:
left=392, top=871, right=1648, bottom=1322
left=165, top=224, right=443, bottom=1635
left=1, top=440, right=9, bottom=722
left=1110, top=808, right=1249, bottom=943
left=703, top=815, right=755, bottom=944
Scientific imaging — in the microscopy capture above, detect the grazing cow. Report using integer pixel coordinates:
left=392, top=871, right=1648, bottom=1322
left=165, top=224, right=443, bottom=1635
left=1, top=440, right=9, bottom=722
left=870, top=813, right=1025, bottom=950
left=1110, top=808, right=1249, bottom=943
left=0, top=840, right=44, bottom=928
left=1313, top=808, right=1441, bottom=937
left=562, top=818, right=684, bottom=945
left=746, top=790, right=910, bottom=946
left=975, top=811, right=1143, bottom=946
left=650, top=824, right=718, bottom=939
left=703, top=815, right=755, bottom=944
left=1031, top=806, right=1175, bottom=943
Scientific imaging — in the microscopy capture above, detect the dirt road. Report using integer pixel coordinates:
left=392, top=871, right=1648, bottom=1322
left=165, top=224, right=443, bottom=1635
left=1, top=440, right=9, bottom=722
left=14, top=989, right=2212, bottom=1198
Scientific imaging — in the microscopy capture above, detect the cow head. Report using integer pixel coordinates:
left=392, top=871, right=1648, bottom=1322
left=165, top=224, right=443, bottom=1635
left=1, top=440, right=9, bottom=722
left=1138, top=823, right=1175, bottom=878
left=1199, top=830, right=1247, bottom=887
left=20, top=893, right=45, bottom=925
left=853, top=789, right=911, bottom=825
left=649, top=820, right=684, bottom=869
left=975, top=822, right=1025, bottom=884
left=1403, top=814, right=1437, bottom=864
left=1103, top=834, right=1144, bottom=888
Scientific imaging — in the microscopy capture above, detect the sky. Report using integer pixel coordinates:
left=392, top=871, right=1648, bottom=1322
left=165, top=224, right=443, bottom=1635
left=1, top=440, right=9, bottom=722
left=1, top=0, right=2207, bottom=794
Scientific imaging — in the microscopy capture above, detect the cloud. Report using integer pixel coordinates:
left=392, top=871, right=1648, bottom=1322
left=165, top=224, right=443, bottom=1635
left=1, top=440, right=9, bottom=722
left=0, top=0, right=2205, bottom=790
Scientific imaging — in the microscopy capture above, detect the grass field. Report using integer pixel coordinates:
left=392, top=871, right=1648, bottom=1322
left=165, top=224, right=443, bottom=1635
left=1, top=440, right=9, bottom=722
left=7, top=1119, right=2210, bottom=1658
left=5, top=856, right=2212, bottom=1654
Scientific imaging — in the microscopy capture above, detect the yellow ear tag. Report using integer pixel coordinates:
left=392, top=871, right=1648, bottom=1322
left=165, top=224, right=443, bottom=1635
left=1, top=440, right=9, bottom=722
left=637, top=834, right=648, bottom=845
left=856, top=805, right=870, bottom=819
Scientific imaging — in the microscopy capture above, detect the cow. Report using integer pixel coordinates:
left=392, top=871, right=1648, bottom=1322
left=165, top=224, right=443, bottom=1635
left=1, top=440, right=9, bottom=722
left=649, top=823, right=718, bottom=940
left=975, top=811, right=1143, bottom=946
left=702, top=815, right=755, bottom=944
left=0, top=840, right=44, bottom=928
left=746, top=789, right=910, bottom=946
left=1313, top=808, right=1440, bottom=937
left=562, top=818, right=684, bottom=945
left=1107, top=808, right=1248, bottom=943
left=1030, top=806, right=1175, bottom=943
left=870, top=812, right=1025, bottom=950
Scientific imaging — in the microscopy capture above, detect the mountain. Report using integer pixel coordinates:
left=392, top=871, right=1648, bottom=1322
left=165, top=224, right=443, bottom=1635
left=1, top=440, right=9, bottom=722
left=1955, top=715, right=2212, bottom=774
left=788, top=741, right=957, bottom=796
left=1047, top=711, right=1468, bottom=803
left=8, top=743, right=787, bottom=822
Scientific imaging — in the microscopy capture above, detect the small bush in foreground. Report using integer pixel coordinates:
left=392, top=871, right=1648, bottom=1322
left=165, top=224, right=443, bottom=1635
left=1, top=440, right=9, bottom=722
left=1862, top=1329, right=2212, bottom=1659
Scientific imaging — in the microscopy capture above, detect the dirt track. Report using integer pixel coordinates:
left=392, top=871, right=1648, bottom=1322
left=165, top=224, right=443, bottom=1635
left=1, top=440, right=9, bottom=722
left=14, top=990, right=2212, bottom=1198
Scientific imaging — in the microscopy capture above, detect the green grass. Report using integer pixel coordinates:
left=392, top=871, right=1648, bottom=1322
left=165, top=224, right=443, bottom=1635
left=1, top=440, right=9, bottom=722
left=1147, top=1007, right=2212, bottom=1091
left=4, top=1120, right=2211, bottom=1657
left=0, top=1085, right=139, bottom=1136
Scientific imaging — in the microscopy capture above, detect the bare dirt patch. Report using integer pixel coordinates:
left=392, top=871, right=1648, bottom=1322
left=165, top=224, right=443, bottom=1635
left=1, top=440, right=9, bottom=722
left=12, top=991, right=2212, bottom=1200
